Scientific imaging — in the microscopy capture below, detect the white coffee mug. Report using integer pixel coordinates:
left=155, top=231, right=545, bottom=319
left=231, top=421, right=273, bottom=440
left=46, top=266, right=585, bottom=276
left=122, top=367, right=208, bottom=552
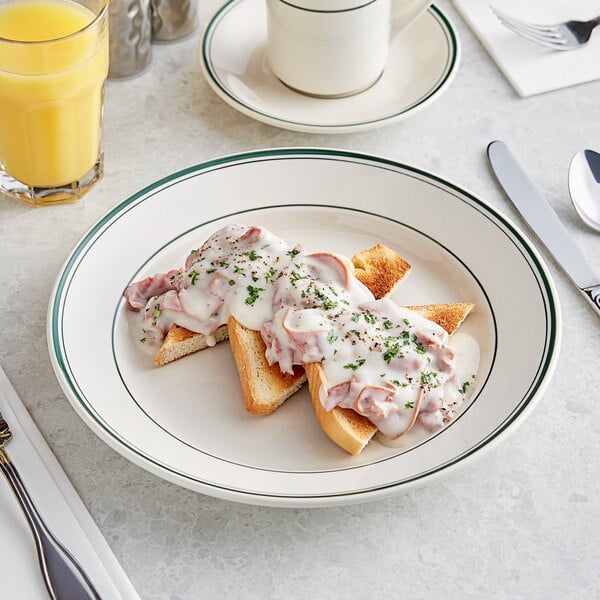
left=266, top=0, right=433, bottom=98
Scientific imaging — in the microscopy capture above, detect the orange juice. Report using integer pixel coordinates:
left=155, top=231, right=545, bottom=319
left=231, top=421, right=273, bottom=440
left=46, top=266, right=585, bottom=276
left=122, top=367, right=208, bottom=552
left=0, top=0, right=108, bottom=190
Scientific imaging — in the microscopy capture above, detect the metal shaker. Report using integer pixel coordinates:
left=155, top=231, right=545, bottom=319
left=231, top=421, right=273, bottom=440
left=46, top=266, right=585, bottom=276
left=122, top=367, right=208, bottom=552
left=150, top=0, right=198, bottom=41
left=108, top=0, right=153, bottom=78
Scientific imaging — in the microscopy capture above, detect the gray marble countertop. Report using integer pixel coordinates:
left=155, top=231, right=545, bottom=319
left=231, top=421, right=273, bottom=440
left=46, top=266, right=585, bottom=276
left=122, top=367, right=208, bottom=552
left=1, top=1, right=599, bottom=598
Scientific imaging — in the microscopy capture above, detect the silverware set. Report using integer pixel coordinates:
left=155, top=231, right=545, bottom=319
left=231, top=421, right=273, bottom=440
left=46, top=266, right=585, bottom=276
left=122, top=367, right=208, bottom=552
left=485, top=6, right=600, bottom=318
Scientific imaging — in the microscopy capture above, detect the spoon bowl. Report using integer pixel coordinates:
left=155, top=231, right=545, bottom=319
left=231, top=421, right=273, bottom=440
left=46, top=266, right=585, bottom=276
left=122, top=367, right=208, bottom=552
left=568, top=149, right=600, bottom=232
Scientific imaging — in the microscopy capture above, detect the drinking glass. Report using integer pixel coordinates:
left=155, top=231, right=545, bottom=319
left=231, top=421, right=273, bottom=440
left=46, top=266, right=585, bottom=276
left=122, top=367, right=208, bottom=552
left=0, top=0, right=109, bottom=206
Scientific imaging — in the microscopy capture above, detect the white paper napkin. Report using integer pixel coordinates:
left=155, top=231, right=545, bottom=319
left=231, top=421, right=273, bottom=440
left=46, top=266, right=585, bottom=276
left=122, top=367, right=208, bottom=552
left=453, top=0, right=600, bottom=96
left=0, top=366, right=139, bottom=600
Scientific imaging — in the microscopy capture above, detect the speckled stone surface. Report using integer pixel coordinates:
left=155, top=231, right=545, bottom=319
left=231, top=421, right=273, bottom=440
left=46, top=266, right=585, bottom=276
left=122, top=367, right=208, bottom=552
left=1, top=1, right=599, bottom=598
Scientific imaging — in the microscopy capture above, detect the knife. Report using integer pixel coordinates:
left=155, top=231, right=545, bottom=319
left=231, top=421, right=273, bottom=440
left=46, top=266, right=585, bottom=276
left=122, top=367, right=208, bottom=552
left=487, top=140, right=600, bottom=318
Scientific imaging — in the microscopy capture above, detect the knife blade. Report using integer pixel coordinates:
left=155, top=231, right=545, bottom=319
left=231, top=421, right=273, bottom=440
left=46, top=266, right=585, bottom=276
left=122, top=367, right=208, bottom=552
left=487, top=140, right=600, bottom=316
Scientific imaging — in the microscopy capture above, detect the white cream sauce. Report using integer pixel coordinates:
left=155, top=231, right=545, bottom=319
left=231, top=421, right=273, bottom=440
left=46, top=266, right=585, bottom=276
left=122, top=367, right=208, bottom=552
left=124, top=224, right=478, bottom=440
left=376, top=331, right=480, bottom=447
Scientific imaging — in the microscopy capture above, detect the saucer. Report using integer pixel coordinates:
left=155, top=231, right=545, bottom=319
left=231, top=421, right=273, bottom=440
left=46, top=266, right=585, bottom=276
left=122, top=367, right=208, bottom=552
left=200, top=0, right=460, bottom=134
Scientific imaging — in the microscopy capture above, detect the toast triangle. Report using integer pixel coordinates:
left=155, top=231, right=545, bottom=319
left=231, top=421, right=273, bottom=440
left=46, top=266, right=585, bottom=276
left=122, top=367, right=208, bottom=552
left=306, top=302, right=474, bottom=455
left=227, top=316, right=306, bottom=415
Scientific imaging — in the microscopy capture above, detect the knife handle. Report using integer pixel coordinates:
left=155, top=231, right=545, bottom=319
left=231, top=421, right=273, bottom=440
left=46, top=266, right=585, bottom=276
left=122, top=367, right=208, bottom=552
left=0, top=447, right=101, bottom=599
left=582, top=283, right=600, bottom=316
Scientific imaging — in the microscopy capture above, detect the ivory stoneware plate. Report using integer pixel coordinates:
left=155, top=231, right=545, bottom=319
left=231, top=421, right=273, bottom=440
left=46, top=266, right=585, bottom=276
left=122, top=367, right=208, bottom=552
left=200, top=0, right=460, bottom=133
left=48, top=149, right=560, bottom=507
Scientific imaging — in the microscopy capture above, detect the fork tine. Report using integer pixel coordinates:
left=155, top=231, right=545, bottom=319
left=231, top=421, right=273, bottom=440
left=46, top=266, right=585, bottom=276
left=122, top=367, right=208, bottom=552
left=495, top=14, right=564, bottom=39
left=497, top=18, right=567, bottom=43
left=497, top=22, right=570, bottom=49
left=497, top=16, right=563, bottom=38
left=490, top=6, right=561, bottom=33
left=490, top=6, right=570, bottom=47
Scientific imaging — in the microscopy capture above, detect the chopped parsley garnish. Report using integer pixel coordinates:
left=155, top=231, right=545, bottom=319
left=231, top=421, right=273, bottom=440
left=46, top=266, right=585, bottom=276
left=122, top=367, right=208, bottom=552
left=363, top=310, right=376, bottom=325
left=420, top=371, right=438, bottom=385
left=245, top=285, right=264, bottom=305
left=233, top=265, right=245, bottom=275
left=383, top=319, right=393, bottom=330
left=188, top=270, right=199, bottom=285
left=151, top=304, right=161, bottom=326
left=313, top=288, right=338, bottom=310
left=383, top=346, right=401, bottom=364
left=459, top=381, right=471, bottom=394
left=343, top=358, right=366, bottom=371
left=415, top=342, right=426, bottom=355
left=327, top=330, right=338, bottom=344
left=288, top=249, right=300, bottom=258
left=265, top=267, right=277, bottom=282
left=290, top=271, right=308, bottom=286
left=391, top=379, right=408, bottom=387
left=244, top=250, right=259, bottom=261
left=228, top=280, right=236, bottom=286
left=384, top=336, right=396, bottom=348
left=404, top=401, right=414, bottom=409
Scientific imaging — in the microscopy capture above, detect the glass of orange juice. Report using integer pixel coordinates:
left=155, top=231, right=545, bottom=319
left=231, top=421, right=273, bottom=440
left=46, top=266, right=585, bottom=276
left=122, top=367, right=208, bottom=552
left=0, top=0, right=109, bottom=206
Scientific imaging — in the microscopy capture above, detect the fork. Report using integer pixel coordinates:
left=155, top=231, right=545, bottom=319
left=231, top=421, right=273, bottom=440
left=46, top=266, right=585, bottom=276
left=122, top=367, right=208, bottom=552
left=0, top=411, right=101, bottom=599
left=491, top=6, right=600, bottom=50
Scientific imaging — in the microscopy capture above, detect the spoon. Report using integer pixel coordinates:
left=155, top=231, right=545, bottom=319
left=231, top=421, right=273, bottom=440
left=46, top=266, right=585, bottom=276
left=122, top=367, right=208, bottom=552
left=568, top=149, right=600, bottom=232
